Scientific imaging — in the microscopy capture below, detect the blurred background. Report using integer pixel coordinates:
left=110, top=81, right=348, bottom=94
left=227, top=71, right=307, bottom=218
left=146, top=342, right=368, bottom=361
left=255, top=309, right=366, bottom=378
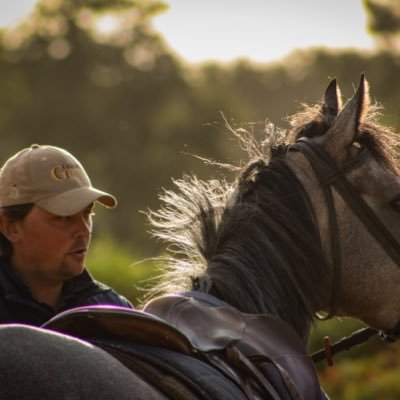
left=1, top=0, right=400, bottom=397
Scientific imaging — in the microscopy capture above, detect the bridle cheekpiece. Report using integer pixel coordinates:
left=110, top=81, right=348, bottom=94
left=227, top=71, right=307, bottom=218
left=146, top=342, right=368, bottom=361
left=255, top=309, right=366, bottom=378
left=289, top=137, right=400, bottom=363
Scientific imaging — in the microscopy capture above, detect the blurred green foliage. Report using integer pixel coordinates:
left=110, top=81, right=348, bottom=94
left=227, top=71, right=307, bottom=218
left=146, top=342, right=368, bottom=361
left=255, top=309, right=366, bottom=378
left=364, top=0, right=400, bottom=36
left=2, top=1, right=400, bottom=397
left=317, top=341, right=400, bottom=399
left=86, top=233, right=160, bottom=305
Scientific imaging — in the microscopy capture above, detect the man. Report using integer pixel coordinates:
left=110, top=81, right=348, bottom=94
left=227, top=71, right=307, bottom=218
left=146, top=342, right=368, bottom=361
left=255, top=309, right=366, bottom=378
left=0, top=144, right=133, bottom=326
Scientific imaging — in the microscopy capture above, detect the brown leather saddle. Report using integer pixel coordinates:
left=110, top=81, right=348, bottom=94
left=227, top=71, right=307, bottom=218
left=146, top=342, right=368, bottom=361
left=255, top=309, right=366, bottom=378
left=44, top=294, right=322, bottom=400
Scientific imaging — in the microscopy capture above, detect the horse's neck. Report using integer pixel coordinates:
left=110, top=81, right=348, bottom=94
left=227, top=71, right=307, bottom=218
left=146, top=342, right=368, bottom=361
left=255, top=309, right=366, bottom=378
left=200, top=157, right=325, bottom=341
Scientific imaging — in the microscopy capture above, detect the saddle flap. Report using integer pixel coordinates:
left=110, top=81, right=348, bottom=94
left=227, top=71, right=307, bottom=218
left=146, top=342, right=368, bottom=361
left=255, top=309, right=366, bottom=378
left=43, top=305, right=194, bottom=355
left=144, top=294, right=245, bottom=351
left=146, top=295, right=322, bottom=400
left=240, top=314, right=322, bottom=400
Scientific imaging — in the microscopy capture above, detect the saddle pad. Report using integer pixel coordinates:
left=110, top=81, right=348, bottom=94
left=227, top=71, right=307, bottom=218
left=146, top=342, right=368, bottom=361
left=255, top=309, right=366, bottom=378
left=93, top=340, right=249, bottom=400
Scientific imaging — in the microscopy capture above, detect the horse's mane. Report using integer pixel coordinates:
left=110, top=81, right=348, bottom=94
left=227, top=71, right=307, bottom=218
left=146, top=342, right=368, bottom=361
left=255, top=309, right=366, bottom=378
left=147, top=97, right=399, bottom=338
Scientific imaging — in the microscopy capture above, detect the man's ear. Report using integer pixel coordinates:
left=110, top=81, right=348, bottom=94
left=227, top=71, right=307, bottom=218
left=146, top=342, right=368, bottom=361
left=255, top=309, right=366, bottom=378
left=0, top=215, right=22, bottom=243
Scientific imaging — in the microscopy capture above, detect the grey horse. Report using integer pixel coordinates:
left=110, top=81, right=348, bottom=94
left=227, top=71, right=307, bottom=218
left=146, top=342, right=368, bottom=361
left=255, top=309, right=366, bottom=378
left=1, top=75, right=400, bottom=399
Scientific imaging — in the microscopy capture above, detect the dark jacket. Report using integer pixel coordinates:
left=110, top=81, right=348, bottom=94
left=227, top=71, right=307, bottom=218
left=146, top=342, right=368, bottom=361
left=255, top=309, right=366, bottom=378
left=0, top=259, right=133, bottom=326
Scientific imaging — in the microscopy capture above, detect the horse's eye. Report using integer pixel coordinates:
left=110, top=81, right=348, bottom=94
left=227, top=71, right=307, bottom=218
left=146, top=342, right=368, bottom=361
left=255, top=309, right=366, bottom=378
left=353, top=142, right=362, bottom=149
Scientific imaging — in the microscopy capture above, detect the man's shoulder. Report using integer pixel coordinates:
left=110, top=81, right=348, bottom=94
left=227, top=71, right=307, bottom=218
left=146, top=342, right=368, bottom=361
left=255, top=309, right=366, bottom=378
left=85, top=286, right=133, bottom=308
left=0, top=257, right=31, bottom=298
left=61, top=270, right=133, bottom=309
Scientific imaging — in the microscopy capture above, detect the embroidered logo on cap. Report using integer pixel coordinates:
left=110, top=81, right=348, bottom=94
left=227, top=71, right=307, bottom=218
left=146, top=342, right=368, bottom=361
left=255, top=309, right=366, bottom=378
left=50, top=164, right=86, bottom=183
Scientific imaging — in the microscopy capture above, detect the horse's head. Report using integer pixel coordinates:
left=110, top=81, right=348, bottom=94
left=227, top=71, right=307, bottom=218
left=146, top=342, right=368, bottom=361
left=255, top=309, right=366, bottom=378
left=287, top=75, right=400, bottom=331
left=149, top=74, right=400, bottom=339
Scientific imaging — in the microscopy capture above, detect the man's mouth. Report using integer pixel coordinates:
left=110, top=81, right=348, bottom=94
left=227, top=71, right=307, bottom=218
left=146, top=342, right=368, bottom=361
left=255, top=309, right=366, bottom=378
left=68, top=244, right=88, bottom=258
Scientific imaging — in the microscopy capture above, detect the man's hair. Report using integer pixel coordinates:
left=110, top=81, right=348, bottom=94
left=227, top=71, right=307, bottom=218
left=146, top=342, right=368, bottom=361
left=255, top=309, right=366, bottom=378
left=0, top=204, right=34, bottom=257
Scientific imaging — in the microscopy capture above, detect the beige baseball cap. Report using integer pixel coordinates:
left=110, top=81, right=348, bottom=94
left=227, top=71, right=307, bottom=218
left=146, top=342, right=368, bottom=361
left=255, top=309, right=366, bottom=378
left=0, top=144, right=117, bottom=216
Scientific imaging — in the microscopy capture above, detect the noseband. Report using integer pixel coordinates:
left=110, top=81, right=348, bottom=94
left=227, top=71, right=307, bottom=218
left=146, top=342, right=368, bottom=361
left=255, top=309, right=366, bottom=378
left=289, top=137, right=400, bottom=319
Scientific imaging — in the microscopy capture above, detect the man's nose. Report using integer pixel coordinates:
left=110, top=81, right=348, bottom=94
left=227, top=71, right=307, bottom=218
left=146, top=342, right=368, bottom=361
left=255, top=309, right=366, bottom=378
left=74, top=215, right=92, bottom=237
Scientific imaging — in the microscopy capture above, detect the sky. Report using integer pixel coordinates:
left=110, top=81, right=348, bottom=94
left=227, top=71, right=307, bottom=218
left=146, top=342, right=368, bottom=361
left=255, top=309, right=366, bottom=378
left=0, top=0, right=375, bottom=64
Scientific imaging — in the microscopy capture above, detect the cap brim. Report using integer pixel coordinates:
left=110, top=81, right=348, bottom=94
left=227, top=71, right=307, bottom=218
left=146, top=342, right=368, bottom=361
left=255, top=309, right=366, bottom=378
left=35, top=187, right=117, bottom=216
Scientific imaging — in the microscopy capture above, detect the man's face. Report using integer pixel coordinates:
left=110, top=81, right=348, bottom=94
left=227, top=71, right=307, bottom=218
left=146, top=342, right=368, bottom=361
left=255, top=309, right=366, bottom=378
left=9, top=203, right=94, bottom=285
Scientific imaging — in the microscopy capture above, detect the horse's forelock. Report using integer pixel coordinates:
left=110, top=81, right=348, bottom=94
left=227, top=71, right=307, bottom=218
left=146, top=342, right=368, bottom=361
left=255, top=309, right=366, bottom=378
left=287, top=103, right=332, bottom=141
left=288, top=100, right=400, bottom=176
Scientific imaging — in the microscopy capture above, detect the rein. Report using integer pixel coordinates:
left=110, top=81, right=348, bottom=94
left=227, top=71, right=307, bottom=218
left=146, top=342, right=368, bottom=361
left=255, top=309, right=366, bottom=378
left=289, top=137, right=400, bottom=363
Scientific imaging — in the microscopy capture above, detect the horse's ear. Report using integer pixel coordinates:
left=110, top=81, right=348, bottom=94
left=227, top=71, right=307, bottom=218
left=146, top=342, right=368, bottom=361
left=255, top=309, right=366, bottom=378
left=322, top=78, right=342, bottom=117
left=321, top=74, right=369, bottom=162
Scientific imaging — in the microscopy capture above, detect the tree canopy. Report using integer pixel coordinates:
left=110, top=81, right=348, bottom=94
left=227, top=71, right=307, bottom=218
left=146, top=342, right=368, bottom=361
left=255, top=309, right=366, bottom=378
left=1, top=0, right=399, bottom=259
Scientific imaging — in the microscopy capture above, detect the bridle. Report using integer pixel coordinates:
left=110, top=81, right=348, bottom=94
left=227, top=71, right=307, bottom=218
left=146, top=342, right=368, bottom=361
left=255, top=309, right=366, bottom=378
left=290, top=137, right=400, bottom=315
left=289, top=137, right=400, bottom=362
